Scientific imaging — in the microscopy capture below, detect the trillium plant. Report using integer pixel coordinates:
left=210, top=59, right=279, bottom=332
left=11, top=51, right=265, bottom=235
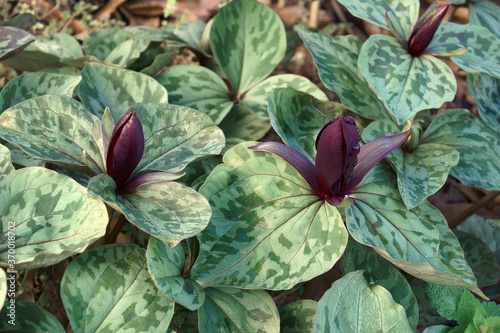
left=0, top=0, right=499, bottom=332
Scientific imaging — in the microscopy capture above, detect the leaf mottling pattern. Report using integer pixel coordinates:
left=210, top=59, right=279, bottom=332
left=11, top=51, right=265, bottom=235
left=467, top=73, right=500, bottom=133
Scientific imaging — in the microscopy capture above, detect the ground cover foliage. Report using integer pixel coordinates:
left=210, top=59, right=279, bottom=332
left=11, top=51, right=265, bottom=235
left=0, top=0, right=499, bottom=332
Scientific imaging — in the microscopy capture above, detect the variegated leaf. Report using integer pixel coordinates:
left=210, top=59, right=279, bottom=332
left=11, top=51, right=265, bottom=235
left=0, top=95, right=104, bottom=175
left=0, top=72, right=81, bottom=112
left=61, top=244, right=174, bottom=333
left=76, top=63, right=169, bottom=120
left=421, top=109, right=500, bottom=190
left=362, top=119, right=459, bottom=209
left=191, top=142, right=348, bottom=289
left=428, top=23, right=500, bottom=78
left=155, top=65, right=233, bottom=124
left=0, top=26, right=36, bottom=61
left=0, top=13, right=37, bottom=30
left=146, top=237, right=206, bottom=310
left=347, top=164, right=483, bottom=297
left=0, top=300, right=65, bottom=332
left=199, top=287, right=280, bottom=333
left=2, top=142, right=45, bottom=168
left=279, top=300, right=317, bottom=333
left=0, top=144, right=14, bottom=181
left=0, top=167, right=108, bottom=269
left=86, top=27, right=149, bottom=62
left=468, top=73, right=500, bottom=132
left=132, top=47, right=178, bottom=76
left=88, top=174, right=212, bottom=247
left=469, top=1, right=500, bottom=39
left=296, top=28, right=391, bottom=121
left=359, top=35, right=456, bottom=124
left=210, top=0, right=285, bottom=94
left=315, top=270, right=413, bottom=333
left=104, top=39, right=141, bottom=67
left=342, top=239, right=419, bottom=330
left=457, top=215, right=500, bottom=268
left=240, top=74, right=328, bottom=118
left=170, top=19, right=208, bottom=55
left=219, top=104, right=271, bottom=143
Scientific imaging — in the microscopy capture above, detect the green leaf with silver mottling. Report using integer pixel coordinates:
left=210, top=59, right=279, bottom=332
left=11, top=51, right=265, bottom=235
left=428, top=23, right=500, bottom=78
left=219, top=104, right=271, bottom=143
left=155, top=65, right=233, bottom=124
left=2, top=142, right=45, bottom=168
left=61, top=244, right=174, bottom=333
left=279, top=300, right=317, bottom=333
left=296, top=28, right=390, bottom=121
left=0, top=144, right=14, bottom=181
left=32, top=33, right=83, bottom=59
left=362, top=120, right=460, bottom=209
left=199, top=287, right=280, bottom=333
left=359, top=35, right=456, bottom=124
left=347, top=164, right=483, bottom=298
left=210, top=0, right=285, bottom=94
left=169, top=19, right=209, bottom=56
left=192, top=142, right=348, bottom=289
left=457, top=215, right=500, bottom=265
left=0, top=95, right=104, bottom=175
left=147, top=237, right=205, bottom=310
left=0, top=269, right=5, bottom=310
left=76, top=63, right=169, bottom=120
left=468, top=73, right=500, bottom=132
left=342, top=239, right=419, bottom=330
left=421, top=109, right=500, bottom=190
left=409, top=279, right=446, bottom=326
left=268, top=87, right=346, bottom=162
left=315, top=270, right=413, bottom=333
left=454, top=230, right=500, bottom=288
left=240, top=74, right=328, bottom=119
left=137, top=47, right=178, bottom=76
left=0, top=26, right=36, bottom=61
left=86, top=27, right=149, bottom=62
left=0, top=167, right=108, bottom=269
left=104, top=39, right=141, bottom=67
left=132, top=103, right=225, bottom=174
left=469, top=1, right=500, bottom=39
left=88, top=173, right=212, bottom=247
left=0, top=13, right=37, bottom=30
left=0, top=300, right=65, bottom=332
left=0, top=72, right=81, bottom=112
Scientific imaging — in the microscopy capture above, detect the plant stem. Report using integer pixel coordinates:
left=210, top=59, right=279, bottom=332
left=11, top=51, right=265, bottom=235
left=168, top=322, right=180, bottom=333
left=449, top=190, right=500, bottom=228
left=104, top=213, right=127, bottom=244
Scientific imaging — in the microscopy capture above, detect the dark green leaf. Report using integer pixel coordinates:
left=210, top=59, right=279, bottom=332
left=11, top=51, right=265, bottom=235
left=0, top=26, right=36, bottom=61
left=279, top=300, right=317, bottom=333
left=0, top=301, right=65, bottom=332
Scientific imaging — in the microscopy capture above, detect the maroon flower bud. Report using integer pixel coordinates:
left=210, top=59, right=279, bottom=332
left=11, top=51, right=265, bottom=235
left=106, top=110, right=145, bottom=190
left=407, top=2, right=450, bottom=56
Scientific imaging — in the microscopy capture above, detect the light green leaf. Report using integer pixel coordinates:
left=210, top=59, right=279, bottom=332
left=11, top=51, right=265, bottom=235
left=210, top=0, right=285, bottom=94
left=240, top=74, right=328, bottom=118
left=76, top=63, right=169, bottom=120
left=192, top=142, right=348, bottom=289
left=199, top=287, right=280, bottom=333
left=146, top=237, right=206, bottom=310
left=88, top=174, right=212, bottom=247
left=155, top=65, right=233, bottom=124
left=347, top=164, right=483, bottom=298
left=0, top=144, right=14, bottom=181
left=0, top=167, right=108, bottom=269
left=0, top=26, right=35, bottom=61
left=31, top=33, right=83, bottom=59
left=219, top=104, right=271, bottom=143
left=0, top=300, right=65, bottom=332
left=315, top=270, right=413, bottom=333
left=61, top=244, right=174, bottom=333
left=359, top=34, right=456, bottom=124
left=421, top=109, right=500, bottom=190
left=342, top=239, right=419, bottom=330
left=0, top=95, right=104, bottom=175
left=469, top=1, right=500, bottom=39
left=467, top=73, right=500, bottom=132
left=296, top=28, right=390, bottom=121
left=428, top=23, right=500, bottom=78
left=86, top=27, right=149, bottom=61
left=104, top=38, right=141, bottom=67
left=457, top=215, right=500, bottom=265
left=2, top=142, right=45, bottom=168
left=488, top=219, right=500, bottom=230
left=279, top=300, right=317, bottom=333
left=422, top=326, right=453, bottom=333
left=170, top=19, right=208, bottom=55
left=0, top=269, right=6, bottom=310
left=428, top=283, right=465, bottom=321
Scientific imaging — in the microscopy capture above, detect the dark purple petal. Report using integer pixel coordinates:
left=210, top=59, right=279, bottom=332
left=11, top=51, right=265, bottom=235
left=119, top=171, right=184, bottom=193
left=345, top=130, right=410, bottom=192
left=248, top=142, right=323, bottom=195
left=341, top=117, right=361, bottom=186
left=315, top=118, right=344, bottom=194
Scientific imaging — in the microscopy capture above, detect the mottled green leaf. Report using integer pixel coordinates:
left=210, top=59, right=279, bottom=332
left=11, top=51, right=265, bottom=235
left=409, top=279, right=446, bottom=326
left=315, top=270, right=413, bottom=333
left=147, top=237, right=206, bottom=310
left=170, top=19, right=208, bottom=55
left=468, top=73, right=500, bottom=132
left=61, top=244, right=174, bottom=333
left=469, top=1, right=500, bottom=39
left=279, top=300, right=317, bottom=333
left=347, top=164, right=483, bottom=297
left=0, top=95, right=104, bottom=175
left=0, top=300, right=65, bottom=332
left=359, top=34, right=456, bottom=124
left=155, top=65, right=233, bottom=124
left=0, top=269, right=6, bottom=310
left=457, top=215, right=500, bottom=265
left=219, top=104, right=271, bottom=143
left=297, top=29, right=390, bottom=121
left=2, top=142, right=45, bottom=168
left=76, top=63, right=169, bottom=120
left=88, top=173, right=212, bottom=247
left=0, top=167, right=108, bottom=269
left=0, top=26, right=36, bottom=61
left=362, top=119, right=459, bottom=209
left=342, top=239, right=419, bottom=330
left=210, top=0, right=285, bottom=94
left=268, top=87, right=345, bottom=162
left=138, top=47, right=178, bottom=76
left=104, top=39, right=140, bottom=67
left=192, top=142, right=348, bottom=289
left=86, top=27, right=149, bottom=62
left=421, top=109, right=500, bottom=190
left=0, top=72, right=81, bottom=112
left=33, top=33, right=83, bottom=59
left=428, top=23, right=500, bottom=78
left=240, top=74, right=328, bottom=118
left=199, top=287, right=280, bottom=333
left=0, top=13, right=37, bottom=30
left=0, top=144, right=14, bottom=181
